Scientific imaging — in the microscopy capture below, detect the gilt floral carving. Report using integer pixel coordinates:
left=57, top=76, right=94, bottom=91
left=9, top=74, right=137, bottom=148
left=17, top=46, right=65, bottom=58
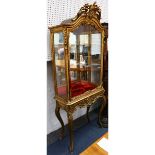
left=72, top=2, right=101, bottom=21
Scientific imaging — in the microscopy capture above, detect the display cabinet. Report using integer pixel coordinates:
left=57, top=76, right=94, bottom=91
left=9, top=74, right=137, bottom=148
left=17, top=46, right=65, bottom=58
left=49, top=2, right=106, bottom=152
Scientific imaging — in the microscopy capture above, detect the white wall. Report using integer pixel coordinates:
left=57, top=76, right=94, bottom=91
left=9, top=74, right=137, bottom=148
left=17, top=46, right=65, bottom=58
left=47, top=0, right=108, bottom=134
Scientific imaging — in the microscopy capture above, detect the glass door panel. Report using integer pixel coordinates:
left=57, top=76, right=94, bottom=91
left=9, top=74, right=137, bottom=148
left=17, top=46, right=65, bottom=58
left=69, top=24, right=102, bottom=98
left=54, top=32, right=67, bottom=97
left=91, top=33, right=101, bottom=85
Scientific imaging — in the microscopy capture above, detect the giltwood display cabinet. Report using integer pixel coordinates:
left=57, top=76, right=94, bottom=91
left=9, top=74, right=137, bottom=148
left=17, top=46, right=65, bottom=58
left=49, top=3, right=106, bottom=152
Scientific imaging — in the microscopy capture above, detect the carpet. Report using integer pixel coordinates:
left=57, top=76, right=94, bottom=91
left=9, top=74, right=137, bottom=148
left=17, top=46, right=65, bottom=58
left=47, top=118, right=108, bottom=155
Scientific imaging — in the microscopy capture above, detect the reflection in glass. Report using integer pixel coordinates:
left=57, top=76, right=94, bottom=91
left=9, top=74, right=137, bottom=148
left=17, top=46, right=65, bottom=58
left=69, top=24, right=101, bottom=97
left=54, top=32, right=67, bottom=97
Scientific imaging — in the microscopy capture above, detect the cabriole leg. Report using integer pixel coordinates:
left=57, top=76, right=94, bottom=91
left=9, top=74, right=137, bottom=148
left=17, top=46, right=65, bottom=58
left=67, top=112, right=74, bottom=152
left=55, top=102, right=65, bottom=139
left=98, top=95, right=107, bottom=127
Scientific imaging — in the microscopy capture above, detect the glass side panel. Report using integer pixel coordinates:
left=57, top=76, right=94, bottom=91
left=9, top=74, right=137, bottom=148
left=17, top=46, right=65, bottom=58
left=54, top=32, right=67, bottom=97
left=91, top=33, right=101, bottom=85
left=69, top=24, right=102, bottom=98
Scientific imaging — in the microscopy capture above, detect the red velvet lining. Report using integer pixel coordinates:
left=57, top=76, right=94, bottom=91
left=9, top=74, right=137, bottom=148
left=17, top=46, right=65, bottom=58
left=57, top=86, right=66, bottom=96
left=57, top=80, right=95, bottom=97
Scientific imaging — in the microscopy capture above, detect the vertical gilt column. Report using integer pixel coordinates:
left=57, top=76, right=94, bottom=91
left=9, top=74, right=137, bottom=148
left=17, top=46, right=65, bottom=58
left=63, top=28, right=71, bottom=99
left=100, top=30, right=105, bottom=86
left=50, top=31, right=58, bottom=94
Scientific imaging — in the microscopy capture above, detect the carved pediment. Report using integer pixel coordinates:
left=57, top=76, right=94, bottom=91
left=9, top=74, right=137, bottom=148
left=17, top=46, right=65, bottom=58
left=72, top=2, right=101, bottom=21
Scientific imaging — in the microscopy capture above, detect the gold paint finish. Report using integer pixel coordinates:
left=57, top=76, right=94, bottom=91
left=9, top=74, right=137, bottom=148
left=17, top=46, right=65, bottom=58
left=48, top=3, right=106, bottom=152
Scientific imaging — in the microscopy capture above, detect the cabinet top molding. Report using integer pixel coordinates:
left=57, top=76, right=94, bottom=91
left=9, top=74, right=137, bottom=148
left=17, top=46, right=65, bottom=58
left=61, top=2, right=101, bottom=25
left=72, top=2, right=101, bottom=21
left=49, top=3, right=102, bottom=30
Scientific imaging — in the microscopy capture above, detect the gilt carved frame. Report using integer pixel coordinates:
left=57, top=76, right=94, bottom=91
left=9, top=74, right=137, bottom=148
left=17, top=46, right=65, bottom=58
left=48, top=3, right=106, bottom=152
left=49, top=2, right=105, bottom=111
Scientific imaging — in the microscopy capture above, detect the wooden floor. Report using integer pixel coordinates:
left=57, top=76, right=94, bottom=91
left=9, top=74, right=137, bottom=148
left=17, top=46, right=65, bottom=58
left=80, top=132, right=108, bottom=155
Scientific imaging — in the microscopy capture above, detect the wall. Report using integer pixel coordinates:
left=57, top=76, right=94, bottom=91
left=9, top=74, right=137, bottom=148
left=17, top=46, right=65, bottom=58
left=47, top=0, right=108, bottom=134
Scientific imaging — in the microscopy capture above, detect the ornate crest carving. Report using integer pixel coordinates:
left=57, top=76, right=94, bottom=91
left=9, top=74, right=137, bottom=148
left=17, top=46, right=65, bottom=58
left=72, top=2, right=101, bottom=21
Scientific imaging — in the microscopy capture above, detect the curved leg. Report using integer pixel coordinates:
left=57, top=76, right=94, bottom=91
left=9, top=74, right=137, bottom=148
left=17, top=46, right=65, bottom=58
left=55, top=102, right=65, bottom=139
left=86, top=106, right=90, bottom=123
left=67, top=112, right=74, bottom=153
left=98, top=95, right=107, bottom=127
